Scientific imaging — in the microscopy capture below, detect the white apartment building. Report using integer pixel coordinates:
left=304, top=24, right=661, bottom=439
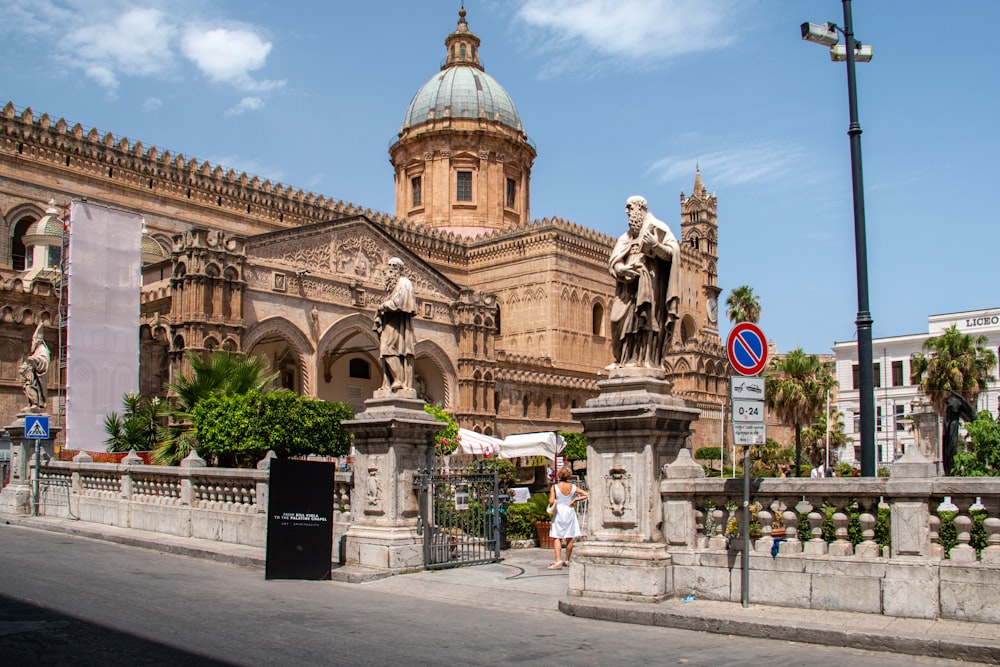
left=833, top=307, right=1000, bottom=468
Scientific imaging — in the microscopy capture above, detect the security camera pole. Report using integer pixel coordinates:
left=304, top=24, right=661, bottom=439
left=802, top=0, right=876, bottom=476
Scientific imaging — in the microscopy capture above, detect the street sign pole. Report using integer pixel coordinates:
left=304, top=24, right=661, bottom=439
left=742, top=444, right=750, bottom=608
left=25, top=415, right=50, bottom=517
left=726, top=325, right=768, bottom=611
left=33, top=441, right=40, bottom=516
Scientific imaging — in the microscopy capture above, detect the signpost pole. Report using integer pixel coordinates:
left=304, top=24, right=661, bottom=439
left=726, top=323, right=768, bottom=612
left=741, top=444, right=750, bottom=608
left=32, top=441, right=40, bottom=516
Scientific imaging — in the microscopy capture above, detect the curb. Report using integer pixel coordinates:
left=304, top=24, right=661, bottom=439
left=559, top=598, right=1000, bottom=665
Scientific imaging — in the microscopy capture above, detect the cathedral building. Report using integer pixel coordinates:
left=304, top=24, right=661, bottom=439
left=0, top=8, right=728, bottom=449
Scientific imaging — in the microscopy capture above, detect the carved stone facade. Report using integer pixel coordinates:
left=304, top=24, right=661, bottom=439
left=0, top=9, right=728, bottom=450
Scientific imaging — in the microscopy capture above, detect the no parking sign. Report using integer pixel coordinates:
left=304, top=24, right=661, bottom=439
left=727, top=322, right=768, bottom=376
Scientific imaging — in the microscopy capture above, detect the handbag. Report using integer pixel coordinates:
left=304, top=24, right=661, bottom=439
left=546, top=500, right=556, bottom=515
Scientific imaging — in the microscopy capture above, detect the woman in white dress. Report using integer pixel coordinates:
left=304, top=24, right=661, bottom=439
left=547, top=466, right=588, bottom=570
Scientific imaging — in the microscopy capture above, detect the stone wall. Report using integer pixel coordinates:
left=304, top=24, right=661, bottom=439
left=660, top=452, right=1000, bottom=624
left=9, top=451, right=354, bottom=561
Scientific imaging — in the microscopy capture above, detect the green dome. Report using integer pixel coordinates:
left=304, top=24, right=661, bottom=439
left=401, top=66, right=523, bottom=133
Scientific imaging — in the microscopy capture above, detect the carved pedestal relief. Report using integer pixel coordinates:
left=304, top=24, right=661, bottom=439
left=365, top=465, right=383, bottom=515
left=603, top=464, right=636, bottom=528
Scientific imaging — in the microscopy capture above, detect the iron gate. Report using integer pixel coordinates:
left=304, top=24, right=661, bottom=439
left=414, top=458, right=504, bottom=569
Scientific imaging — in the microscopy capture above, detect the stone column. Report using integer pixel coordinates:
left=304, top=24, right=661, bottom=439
left=883, top=446, right=939, bottom=619
left=566, top=369, right=699, bottom=602
left=0, top=425, right=31, bottom=514
left=909, top=398, right=940, bottom=473
left=341, top=392, right=439, bottom=572
left=887, top=446, right=936, bottom=557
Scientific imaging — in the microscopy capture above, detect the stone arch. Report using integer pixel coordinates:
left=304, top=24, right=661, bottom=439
left=244, top=316, right=312, bottom=395
left=318, top=313, right=380, bottom=411
left=591, top=299, right=606, bottom=337
left=680, top=314, right=697, bottom=346
left=414, top=339, right=456, bottom=408
left=4, top=202, right=45, bottom=270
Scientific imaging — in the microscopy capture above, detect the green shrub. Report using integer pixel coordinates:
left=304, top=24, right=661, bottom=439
left=504, top=492, right=551, bottom=541
left=695, top=446, right=722, bottom=460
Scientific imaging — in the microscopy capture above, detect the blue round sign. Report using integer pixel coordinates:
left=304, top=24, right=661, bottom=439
left=727, top=322, right=768, bottom=376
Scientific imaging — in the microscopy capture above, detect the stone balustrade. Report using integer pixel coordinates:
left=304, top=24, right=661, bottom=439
left=28, top=450, right=354, bottom=557
left=660, top=449, right=1000, bottom=623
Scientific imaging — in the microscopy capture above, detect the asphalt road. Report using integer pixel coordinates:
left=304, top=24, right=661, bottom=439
left=0, top=524, right=982, bottom=666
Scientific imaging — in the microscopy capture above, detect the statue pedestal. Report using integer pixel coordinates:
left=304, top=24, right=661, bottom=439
left=341, top=395, right=438, bottom=572
left=0, top=414, right=62, bottom=516
left=566, top=370, right=700, bottom=602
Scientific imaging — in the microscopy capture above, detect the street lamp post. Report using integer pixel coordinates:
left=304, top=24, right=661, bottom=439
left=802, top=0, right=876, bottom=476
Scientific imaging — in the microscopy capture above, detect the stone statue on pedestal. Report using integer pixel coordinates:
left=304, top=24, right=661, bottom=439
left=19, top=322, right=50, bottom=413
left=942, top=389, right=976, bottom=476
left=608, top=196, right=681, bottom=370
left=373, top=257, right=416, bottom=393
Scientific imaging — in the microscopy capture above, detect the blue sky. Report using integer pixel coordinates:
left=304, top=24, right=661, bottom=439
left=2, top=0, right=998, bottom=355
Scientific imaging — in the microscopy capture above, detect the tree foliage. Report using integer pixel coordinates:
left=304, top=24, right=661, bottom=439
left=560, top=431, right=587, bottom=461
left=424, top=403, right=460, bottom=455
left=725, top=285, right=761, bottom=324
left=748, top=439, right=793, bottom=477
left=154, top=351, right=277, bottom=465
left=952, top=410, right=1000, bottom=476
left=910, top=325, right=997, bottom=417
left=192, top=389, right=353, bottom=467
left=765, top=349, right=835, bottom=476
left=104, top=392, right=168, bottom=453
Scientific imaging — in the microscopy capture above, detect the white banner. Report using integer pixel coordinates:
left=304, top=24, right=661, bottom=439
left=66, top=202, right=142, bottom=451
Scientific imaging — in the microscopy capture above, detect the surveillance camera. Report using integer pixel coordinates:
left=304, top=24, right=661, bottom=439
left=800, top=21, right=839, bottom=47
left=296, top=268, right=311, bottom=276
left=830, top=43, right=873, bottom=63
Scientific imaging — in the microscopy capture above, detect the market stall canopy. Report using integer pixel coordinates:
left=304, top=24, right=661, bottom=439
left=457, top=428, right=503, bottom=456
left=498, top=432, right=564, bottom=460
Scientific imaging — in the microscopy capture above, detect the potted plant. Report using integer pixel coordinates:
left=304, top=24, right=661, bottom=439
left=527, top=492, right=555, bottom=549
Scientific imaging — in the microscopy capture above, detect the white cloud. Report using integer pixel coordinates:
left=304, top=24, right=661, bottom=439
left=225, top=96, right=264, bottom=116
left=514, top=0, right=747, bottom=76
left=142, top=97, right=163, bottom=112
left=181, top=26, right=284, bottom=92
left=61, top=7, right=177, bottom=91
left=645, top=139, right=806, bottom=188
left=2, top=1, right=283, bottom=102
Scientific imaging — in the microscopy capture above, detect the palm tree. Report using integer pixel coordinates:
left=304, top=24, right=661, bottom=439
left=765, top=349, right=835, bottom=476
left=104, top=392, right=168, bottom=453
left=910, top=325, right=997, bottom=417
left=725, top=285, right=761, bottom=324
left=800, top=403, right=849, bottom=469
left=155, top=351, right=277, bottom=465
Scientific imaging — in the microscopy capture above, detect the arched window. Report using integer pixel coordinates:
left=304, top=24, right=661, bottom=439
left=460, top=44, right=467, bottom=59
left=592, top=303, right=605, bottom=336
left=546, top=397, right=552, bottom=418
left=10, top=215, right=36, bottom=271
left=522, top=395, right=529, bottom=417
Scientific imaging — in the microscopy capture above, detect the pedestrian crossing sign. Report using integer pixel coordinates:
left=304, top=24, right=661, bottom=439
left=25, top=415, right=50, bottom=440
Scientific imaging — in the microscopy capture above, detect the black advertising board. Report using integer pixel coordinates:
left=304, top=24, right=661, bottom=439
left=265, top=458, right=335, bottom=580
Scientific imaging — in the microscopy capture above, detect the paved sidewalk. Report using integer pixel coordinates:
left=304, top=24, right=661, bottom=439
left=4, top=513, right=999, bottom=664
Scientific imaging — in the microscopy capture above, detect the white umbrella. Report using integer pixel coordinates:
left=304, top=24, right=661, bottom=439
left=457, top=428, right=503, bottom=456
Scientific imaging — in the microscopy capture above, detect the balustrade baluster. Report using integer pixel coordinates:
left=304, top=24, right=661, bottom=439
left=929, top=514, right=943, bottom=559
left=855, top=497, right=880, bottom=558
left=982, top=517, right=1000, bottom=564
left=829, top=503, right=853, bottom=556
left=805, top=509, right=828, bottom=556
left=951, top=514, right=977, bottom=562
left=781, top=509, right=802, bottom=554
left=755, top=509, right=774, bottom=553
